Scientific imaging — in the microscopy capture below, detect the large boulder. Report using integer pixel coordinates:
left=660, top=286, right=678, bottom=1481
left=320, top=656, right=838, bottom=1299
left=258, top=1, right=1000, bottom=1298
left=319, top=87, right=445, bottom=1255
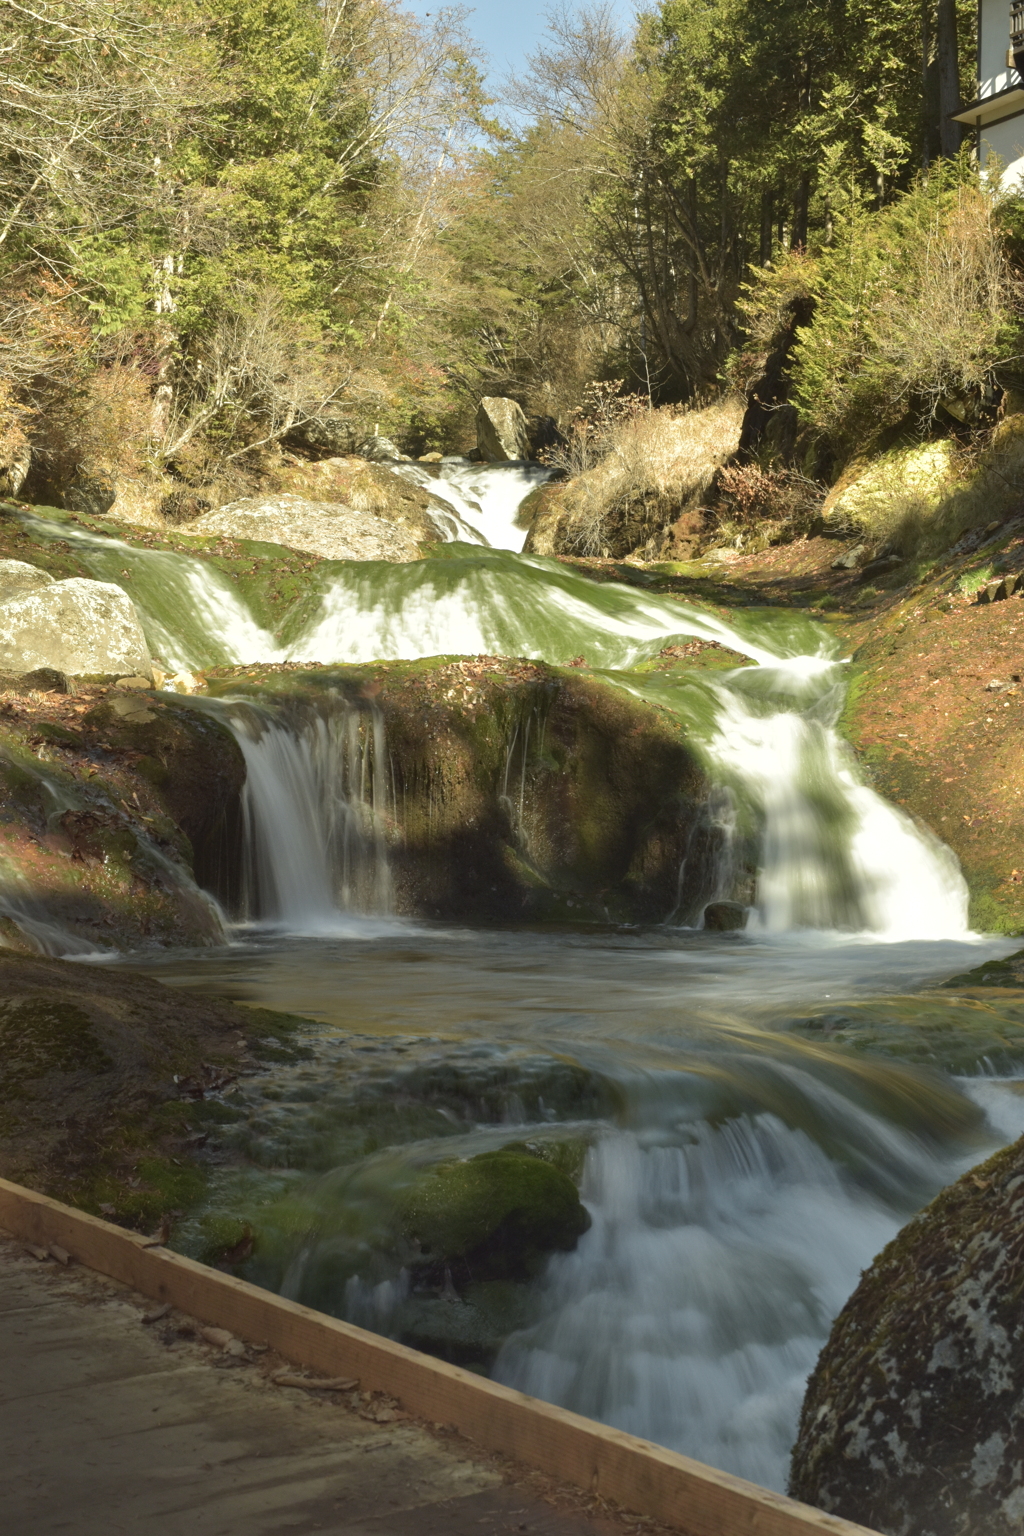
left=356, top=435, right=410, bottom=463
left=821, top=440, right=957, bottom=541
left=790, top=1134, right=1024, bottom=1535
left=398, top=1147, right=591, bottom=1283
left=0, top=560, right=54, bottom=600
left=0, top=577, right=150, bottom=676
left=476, top=397, right=530, bottom=462
left=189, top=493, right=435, bottom=561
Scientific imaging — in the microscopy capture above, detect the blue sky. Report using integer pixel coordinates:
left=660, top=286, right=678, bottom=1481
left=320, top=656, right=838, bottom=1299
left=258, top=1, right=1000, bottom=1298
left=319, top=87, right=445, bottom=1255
left=402, top=1, right=638, bottom=95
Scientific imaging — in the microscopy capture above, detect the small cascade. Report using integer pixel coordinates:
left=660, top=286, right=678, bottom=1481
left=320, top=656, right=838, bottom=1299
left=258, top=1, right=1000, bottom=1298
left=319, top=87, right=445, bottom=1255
left=226, top=701, right=392, bottom=931
left=380, top=458, right=552, bottom=551
left=705, top=664, right=970, bottom=940
left=493, top=1116, right=931, bottom=1489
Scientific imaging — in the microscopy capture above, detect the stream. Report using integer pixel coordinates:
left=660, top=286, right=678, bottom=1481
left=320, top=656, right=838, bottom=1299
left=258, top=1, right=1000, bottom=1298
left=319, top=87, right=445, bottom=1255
left=18, top=461, right=1024, bottom=1491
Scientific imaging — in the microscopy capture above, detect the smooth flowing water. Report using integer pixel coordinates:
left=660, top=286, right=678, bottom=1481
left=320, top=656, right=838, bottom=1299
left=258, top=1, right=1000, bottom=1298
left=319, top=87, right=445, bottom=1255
left=130, top=926, right=1023, bottom=1493
left=14, top=469, right=1024, bottom=1491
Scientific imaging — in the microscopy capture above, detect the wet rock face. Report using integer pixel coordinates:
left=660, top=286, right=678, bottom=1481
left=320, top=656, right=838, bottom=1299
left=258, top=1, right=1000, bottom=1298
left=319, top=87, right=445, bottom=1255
left=79, top=693, right=246, bottom=907
left=0, top=577, right=150, bottom=676
left=790, top=1134, right=1024, bottom=1536
left=0, top=684, right=242, bottom=952
left=371, top=663, right=718, bottom=924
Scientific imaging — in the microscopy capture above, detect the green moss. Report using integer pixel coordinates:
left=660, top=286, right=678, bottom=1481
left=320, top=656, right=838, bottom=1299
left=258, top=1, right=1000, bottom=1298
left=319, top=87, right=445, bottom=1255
left=86, top=1156, right=208, bottom=1227
left=398, top=1147, right=591, bottom=1281
left=194, top=1213, right=254, bottom=1266
left=0, top=998, right=113, bottom=1096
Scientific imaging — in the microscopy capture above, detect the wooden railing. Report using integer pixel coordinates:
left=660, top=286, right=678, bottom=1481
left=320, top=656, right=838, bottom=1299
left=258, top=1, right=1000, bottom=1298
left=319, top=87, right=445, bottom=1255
left=0, top=1176, right=880, bottom=1536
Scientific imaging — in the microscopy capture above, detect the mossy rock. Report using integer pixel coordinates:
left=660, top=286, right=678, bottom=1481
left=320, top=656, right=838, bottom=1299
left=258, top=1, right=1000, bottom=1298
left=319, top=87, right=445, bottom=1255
left=823, top=440, right=958, bottom=540
left=398, top=1148, right=591, bottom=1281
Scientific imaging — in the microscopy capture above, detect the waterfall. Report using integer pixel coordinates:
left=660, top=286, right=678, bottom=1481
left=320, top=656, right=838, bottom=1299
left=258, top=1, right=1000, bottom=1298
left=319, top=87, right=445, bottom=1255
left=391, top=461, right=554, bottom=551
left=703, top=662, right=970, bottom=941
left=226, top=700, right=392, bottom=931
left=8, top=492, right=973, bottom=942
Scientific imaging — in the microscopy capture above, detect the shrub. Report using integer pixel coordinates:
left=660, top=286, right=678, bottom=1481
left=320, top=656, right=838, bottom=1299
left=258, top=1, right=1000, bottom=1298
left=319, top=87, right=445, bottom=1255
left=716, top=462, right=822, bottom=529
left=790, top=164, right=1021, bottom=453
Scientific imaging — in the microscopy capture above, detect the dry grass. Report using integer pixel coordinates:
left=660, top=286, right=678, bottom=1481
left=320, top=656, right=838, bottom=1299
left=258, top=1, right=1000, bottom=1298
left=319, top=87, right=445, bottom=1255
left=553, top=398, right=745, bottom=556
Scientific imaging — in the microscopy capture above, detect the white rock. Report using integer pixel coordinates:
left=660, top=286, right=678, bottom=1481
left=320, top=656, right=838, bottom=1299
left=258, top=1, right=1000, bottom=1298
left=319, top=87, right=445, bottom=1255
left=0, top=559, right=55, bottom=600
left=190, top=494, right=426, bottom=562
left=0, top=577, right=151, bottom=676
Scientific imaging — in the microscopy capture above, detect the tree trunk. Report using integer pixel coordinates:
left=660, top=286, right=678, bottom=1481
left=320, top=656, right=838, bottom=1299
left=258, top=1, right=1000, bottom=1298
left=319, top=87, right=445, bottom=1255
left=936, top=0, right=962, bottom=157
left=793, top=174, right=810, bottom=250
left=760, top=190, right=774, bottom=264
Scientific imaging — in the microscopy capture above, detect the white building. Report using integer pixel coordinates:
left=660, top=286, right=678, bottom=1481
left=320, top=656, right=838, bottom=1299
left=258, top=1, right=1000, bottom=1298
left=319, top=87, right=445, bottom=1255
left=953, top=0, right=1024, bottom=185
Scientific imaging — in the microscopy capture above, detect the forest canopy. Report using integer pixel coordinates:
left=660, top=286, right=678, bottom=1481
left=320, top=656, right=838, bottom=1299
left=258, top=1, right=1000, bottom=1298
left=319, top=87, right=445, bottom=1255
left=0, top=0, right=1008, bottom=505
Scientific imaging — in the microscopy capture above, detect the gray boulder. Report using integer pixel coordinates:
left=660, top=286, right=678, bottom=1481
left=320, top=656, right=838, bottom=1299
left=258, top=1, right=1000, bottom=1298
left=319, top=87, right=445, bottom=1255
left=289, top=416, right=355, bottom=456
left=0, top=560, right=55, bottom=600
left=702, top=900, right=748, bottom=931
left=476, top=397, right=530, bottom=462
left=0, top=577, right=150, bottom=676
left=831, top=544, right=868, bottom=571
left=357, top=435, right=410, bottom=463
left=790, top=1133, right=1024, bottom=1535
left=190, top=493, right=431, bottom=561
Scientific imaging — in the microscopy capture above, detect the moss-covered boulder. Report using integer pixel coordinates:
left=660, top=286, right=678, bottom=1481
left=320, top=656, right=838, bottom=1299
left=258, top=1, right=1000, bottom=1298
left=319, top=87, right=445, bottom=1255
left=822, top=440, right=958, bottom=542
left=790, top=1134, right=1024, bottom=1535
left=209, top=658, right=722, bottom=924
left=399, top=1147, right=591, bottom=1282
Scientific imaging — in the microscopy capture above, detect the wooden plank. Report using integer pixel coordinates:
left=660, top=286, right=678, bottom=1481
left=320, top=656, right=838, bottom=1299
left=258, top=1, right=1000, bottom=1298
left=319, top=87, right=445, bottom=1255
left=0, top=1175, right=877, bottom=1536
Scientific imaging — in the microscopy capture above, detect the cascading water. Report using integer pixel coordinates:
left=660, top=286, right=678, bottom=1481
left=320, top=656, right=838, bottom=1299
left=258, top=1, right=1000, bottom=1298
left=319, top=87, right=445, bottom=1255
left=387, top=459, right=554, bottom=551
left=493, top=1122, right=903, bottom=1488
left=226, top=699, right=392, bottom=930
left=706, top=673, right=969, bottom=938
left=21, top=515, right=281, bottom=671
left=19, top=469, right=1017, bottom=1498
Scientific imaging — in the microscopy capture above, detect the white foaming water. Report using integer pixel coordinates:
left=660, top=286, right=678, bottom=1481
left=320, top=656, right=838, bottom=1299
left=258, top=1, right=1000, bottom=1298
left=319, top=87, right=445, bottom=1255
left=285, top=558, right=811, bottom=670
left=386, top=459, right=553, bottom=551
left=229, top=703, right=391, bottom=931
left=706, top=674, right=971, bottom=942
left=494, top=1118, right=922, bottom=1489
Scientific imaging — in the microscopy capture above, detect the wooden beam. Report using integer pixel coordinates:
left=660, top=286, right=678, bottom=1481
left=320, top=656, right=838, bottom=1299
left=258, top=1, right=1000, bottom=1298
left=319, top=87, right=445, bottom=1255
left=0, top=1176, right=878, bottom=1536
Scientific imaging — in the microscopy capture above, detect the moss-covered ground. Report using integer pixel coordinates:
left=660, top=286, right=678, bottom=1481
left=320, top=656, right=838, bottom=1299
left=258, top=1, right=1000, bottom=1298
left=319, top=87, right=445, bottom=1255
left=0, top=950, right=312, bottom=1230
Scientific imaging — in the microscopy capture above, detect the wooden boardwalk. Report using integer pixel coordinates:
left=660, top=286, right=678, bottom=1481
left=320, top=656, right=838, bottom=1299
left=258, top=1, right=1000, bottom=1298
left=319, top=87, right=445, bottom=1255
left=0, top=1181, right=878, bottom=1536
left=0, top=1235, right=619, bottom=1536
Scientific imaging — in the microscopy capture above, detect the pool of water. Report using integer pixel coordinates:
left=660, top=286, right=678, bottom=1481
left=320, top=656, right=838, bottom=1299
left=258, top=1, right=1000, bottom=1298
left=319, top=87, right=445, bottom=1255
left=120, top=921, right=1024, bottom=1491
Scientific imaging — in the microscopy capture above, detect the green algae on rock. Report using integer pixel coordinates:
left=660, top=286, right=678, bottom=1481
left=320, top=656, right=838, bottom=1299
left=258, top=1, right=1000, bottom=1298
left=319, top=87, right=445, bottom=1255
left=789, top=1131, right=1024, bottom=1535
left=398, top=1147, right=591, bottom=1284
